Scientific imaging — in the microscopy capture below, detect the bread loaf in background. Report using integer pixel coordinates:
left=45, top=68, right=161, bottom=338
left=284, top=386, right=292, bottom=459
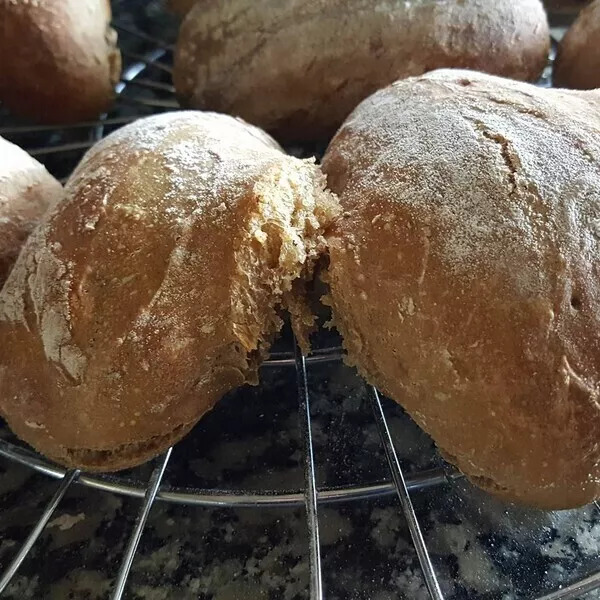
left=0, top=0, right=121, bottom=124
left=322, top=69, right=600, bottom=510
left=0, top=111, right=339, bottom=471
left=0, top=136, right=62, bottom=287
left=174, top=0, right=550, bottom=142
left=554, top=0, right=600, bottom=89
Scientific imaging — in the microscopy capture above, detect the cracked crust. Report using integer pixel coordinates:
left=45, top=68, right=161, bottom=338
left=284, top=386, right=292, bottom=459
left=0, top=0, right=122, bottom=123
left=173, top=0, right=549, bottom=142
left=323, top=69, right=600, bottom=510
left=554, top=0, right=600, bottom=90
left=0, top=111, right=339, bottom=471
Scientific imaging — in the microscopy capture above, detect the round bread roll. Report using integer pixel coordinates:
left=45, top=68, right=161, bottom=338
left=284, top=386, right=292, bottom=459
left=0, top=136, right=62, bottom=287
left=322, top=69, right=600, bottom=510
left=0, top=111, right=339, bottom=471
left=0, top=0, right=121, bottom=124
left=173, top=0, right=550, bottom=142
left=554, top=0, right=600, bottom=89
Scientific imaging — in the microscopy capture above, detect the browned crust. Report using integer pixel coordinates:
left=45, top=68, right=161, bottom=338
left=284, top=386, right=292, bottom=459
left=174, top=0, right=549, bottom=142
left=322, top=69, right=600, bottom=510
left=44, top=421, right=196, bottom=471
left=554, top=0, right=600, bottom=89
left=0, top=111, right=338, bottom=472
left=0, top=0, right=122, bottom=123
left=0, top=136, right=63, bottom=286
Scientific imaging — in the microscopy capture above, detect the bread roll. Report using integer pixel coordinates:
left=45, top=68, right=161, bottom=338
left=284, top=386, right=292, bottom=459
left=0, top=0, right=121, bottom=124
left=0, top=136, right=62, bottom=286
left=0, top=111, right=339, bottom=471
left=554, top=0, right=600, bottom=89
left=173, top=0, right=550, bottom=142
left=322, top=69, right=600, bottom=510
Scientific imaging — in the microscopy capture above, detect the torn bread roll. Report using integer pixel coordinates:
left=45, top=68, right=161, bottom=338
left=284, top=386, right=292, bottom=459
left=554, top=0, right=600, bottom=90
left=0, top=136, right=63, bottom=287
left=0, top=111, right=339, bottom=471
left=174, top=0, right=550, bottom=142
left=0, top=0, right=121, bottom=123
left=322, top=69, right=600, bottom=510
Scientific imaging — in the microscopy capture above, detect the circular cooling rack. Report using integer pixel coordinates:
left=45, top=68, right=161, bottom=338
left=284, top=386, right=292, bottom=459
left=0, top=3, right=599, bottom=600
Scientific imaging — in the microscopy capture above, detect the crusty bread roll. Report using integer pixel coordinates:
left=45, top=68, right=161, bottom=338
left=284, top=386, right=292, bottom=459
left=0, top=111, right=339, bottom=471
left=0, top=0, right=121, bottom=124
left=322, top=69, right=600, bottom=510
left=0, top=136, right=62, bottom=287
left=173, top=0, right=550, bottom=142
left=554, top=0, right=600, bottom=89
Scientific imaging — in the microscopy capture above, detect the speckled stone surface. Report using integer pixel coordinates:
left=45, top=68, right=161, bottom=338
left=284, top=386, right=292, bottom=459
left=0, top=2, right=599, bottom=599
left=1, top=347, right=599, bottom=600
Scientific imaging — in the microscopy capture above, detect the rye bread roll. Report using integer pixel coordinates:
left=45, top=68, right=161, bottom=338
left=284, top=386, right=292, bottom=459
left=554, top=0, right=600, bottom=89
left=322, top=69, right=600, bottom=510
left=0, top=136, right=62, bottom=286
left=0, top=0, right=121, bottom=123
left=0, top=111, right=339, bottom=471
left=173, top=0, right=550, bottom=142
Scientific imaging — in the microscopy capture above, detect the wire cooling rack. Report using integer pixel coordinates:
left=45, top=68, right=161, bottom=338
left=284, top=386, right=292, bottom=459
left=0, top=3, right=599, bottom=599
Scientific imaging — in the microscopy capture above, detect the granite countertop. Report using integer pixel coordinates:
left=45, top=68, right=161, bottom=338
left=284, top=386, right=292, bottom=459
left=1, top=2, right=599, bottom=599
left=1, top=344, right=600, bottom=599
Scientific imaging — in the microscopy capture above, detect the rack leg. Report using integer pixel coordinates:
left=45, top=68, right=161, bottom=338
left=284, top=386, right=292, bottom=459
left=0, top=469, right=80, bottom=594
left=110, top=449, right=172, bottom=600
left=370, top=387, right=444, bottom=600
left=294, top=342, right=324, bottom=600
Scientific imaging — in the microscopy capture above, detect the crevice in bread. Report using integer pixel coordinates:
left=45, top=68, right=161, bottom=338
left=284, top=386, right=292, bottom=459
left=465, top=117, right=521, bottom=195
left=231, top=160, right=340, bottom=366
left=439, top=448, right=512, bottom=495
left=470, top=475, right=510, bottom=495
left=478, top=92, right=548, bottom=120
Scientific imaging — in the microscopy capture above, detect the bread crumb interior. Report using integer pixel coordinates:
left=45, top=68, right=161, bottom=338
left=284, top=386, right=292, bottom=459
left=231, top=161, right=340, bottom=371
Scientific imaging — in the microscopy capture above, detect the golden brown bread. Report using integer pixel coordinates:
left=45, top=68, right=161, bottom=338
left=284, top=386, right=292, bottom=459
left=0, top=0, right=121, bottom=123
left=0, top=111, right=339, bottom=471
left=173, top=0, right=550, bottom=142
left=322, top=69, right=600, bottom=510
left=0, top=136, right=62, bottom=286
left=554, top=0, right=600, bottom=89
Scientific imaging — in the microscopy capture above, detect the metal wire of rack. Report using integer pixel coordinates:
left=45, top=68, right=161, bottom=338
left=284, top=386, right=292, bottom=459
left=0, top=8, right=599, bottom=600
